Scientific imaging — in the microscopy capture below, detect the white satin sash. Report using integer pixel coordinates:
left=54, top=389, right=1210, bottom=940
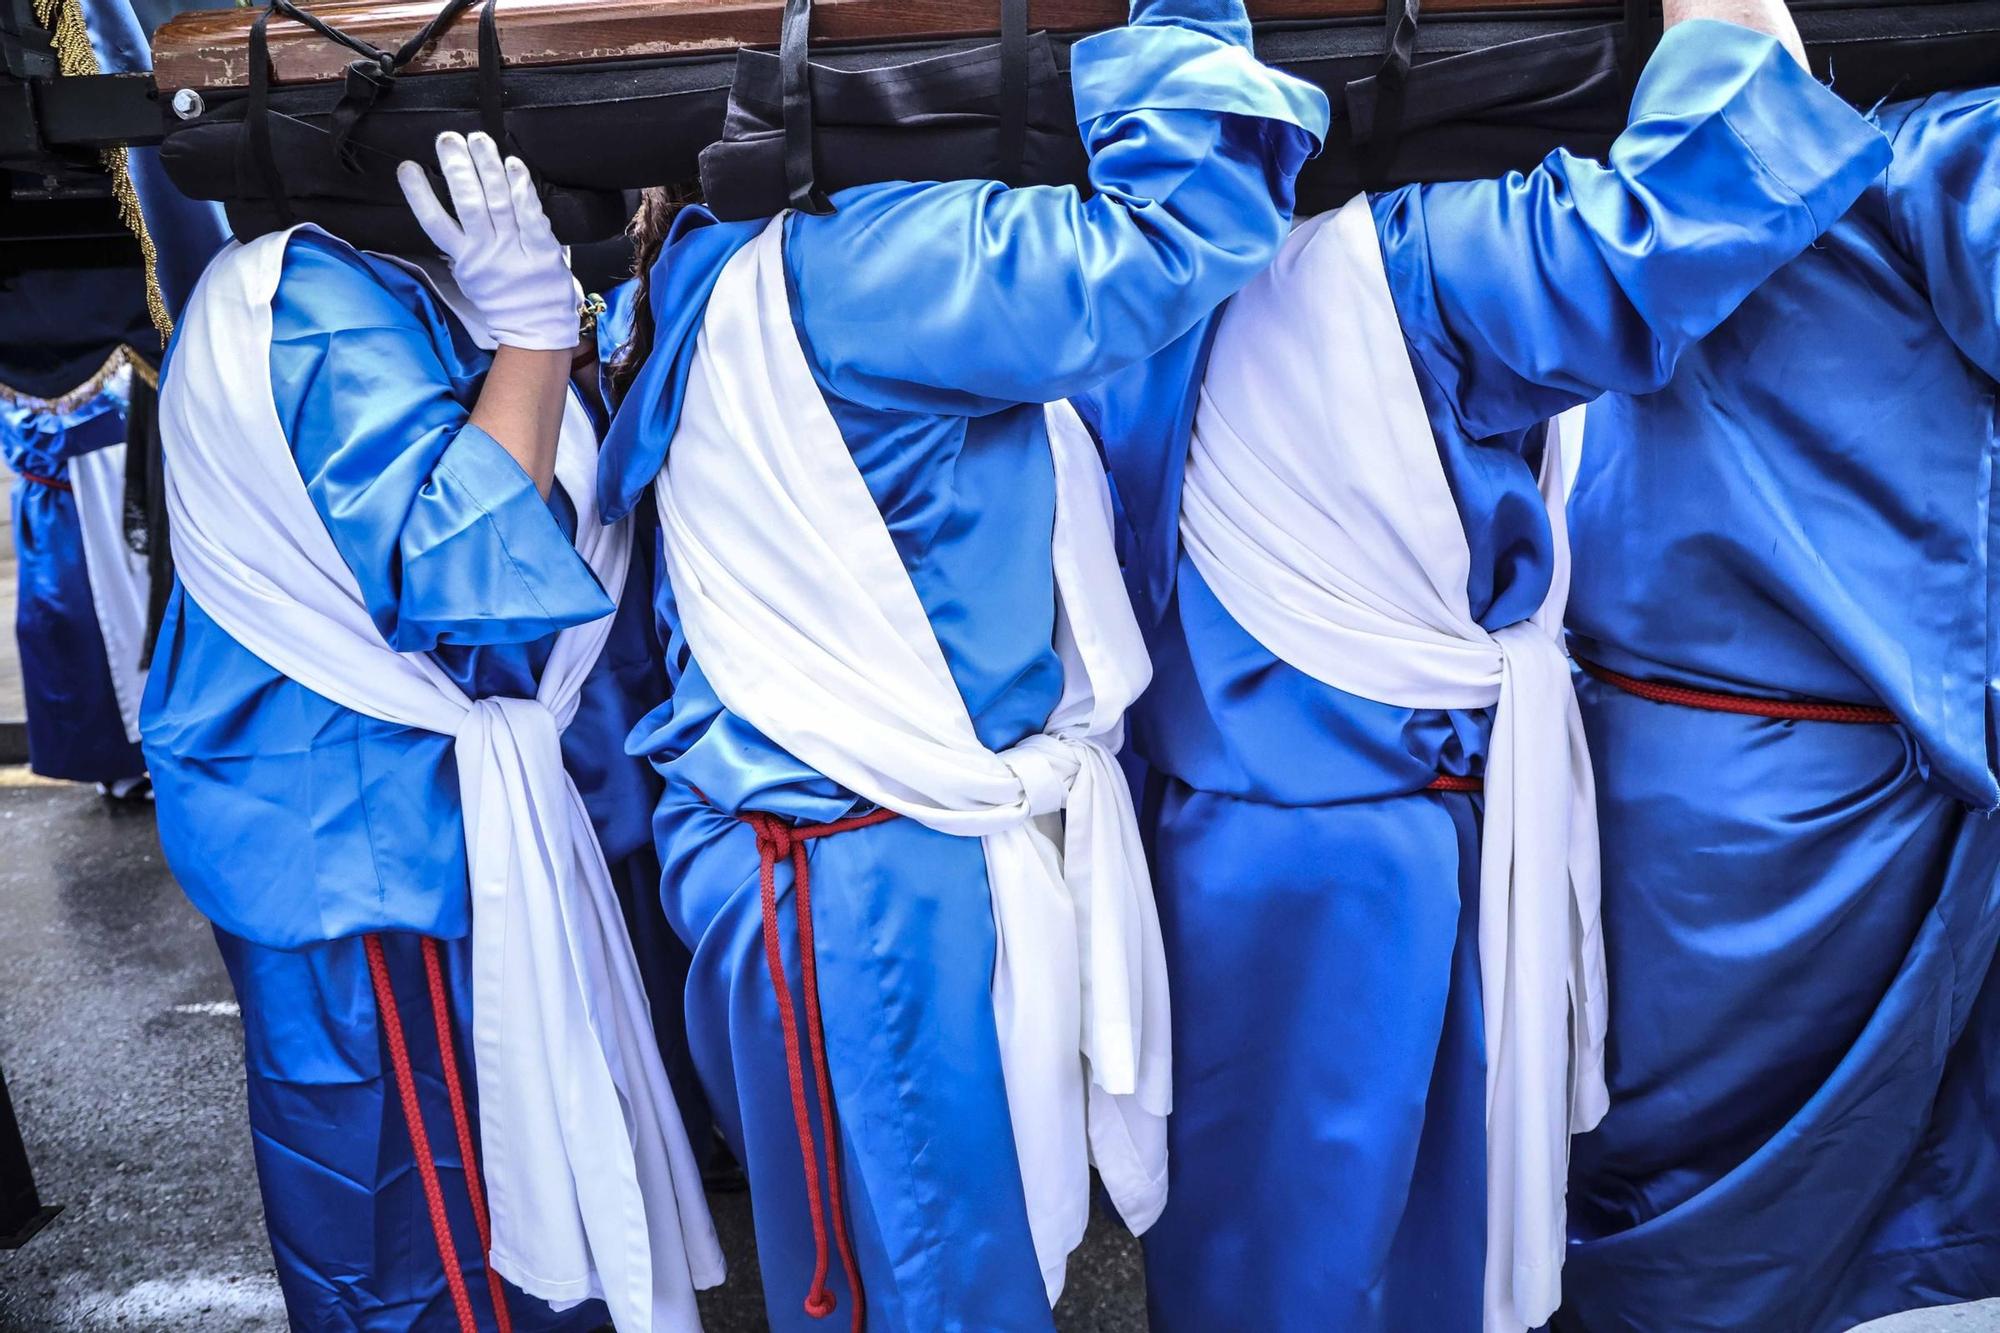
left=67, top=368, right=149, bottom=744
left=159, top=226, right=723, bottom=1332
left=655, top=216, right=1172, bottom=1301
left=1178, top=196, right=1607, bottom=1333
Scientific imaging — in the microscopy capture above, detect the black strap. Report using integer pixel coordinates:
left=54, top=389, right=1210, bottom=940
left=1358, top=0, right=1421, bottom=185
left=393, top=0, right=481, bottom=67
left=478, top=0, right=507, bottom=147
left=779, top=0, right=834, bottom=214
left=240, top=8, right=295, bottom=229
left=269, top=0, right=393, bottom=67
left=295, top=0, right=489, bottom=174
left=997, top=0, right=1030, bottom=187
left=1622, top=0, right=1658, bottom=100
left=328, top=52, right=394, bottom=172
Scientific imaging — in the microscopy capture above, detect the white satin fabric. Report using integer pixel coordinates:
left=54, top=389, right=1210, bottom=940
left=655, top=216, right=1172, bottom=1301
left=67, top=370, right=149, bottom=744
left=1178, top=196, right=1608, bottom=1333
left=159, top=226, right=723, bottom=1332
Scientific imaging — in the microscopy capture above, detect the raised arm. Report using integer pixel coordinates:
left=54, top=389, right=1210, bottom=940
left=784, top=0, right=1329, bottom=413
left=270, top=234, right=611, bottom=653
left=1376, top=16, right=1890, bottom=441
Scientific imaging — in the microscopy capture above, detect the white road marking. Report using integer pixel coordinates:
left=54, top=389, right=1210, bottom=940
left=169, top=1001, right=241, bottom=1017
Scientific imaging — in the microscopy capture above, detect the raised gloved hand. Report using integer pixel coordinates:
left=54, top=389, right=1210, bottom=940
left=397, top=131, right=579, bottom=351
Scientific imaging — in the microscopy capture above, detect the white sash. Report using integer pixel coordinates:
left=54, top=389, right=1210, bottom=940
left=656, top=216, right=1171, bottom=1300
left=67, top=368, right=149, bottom=744
left=159, top=227, right=723, bottom=1333
left=1179, top=197, right=1607, bottom=1333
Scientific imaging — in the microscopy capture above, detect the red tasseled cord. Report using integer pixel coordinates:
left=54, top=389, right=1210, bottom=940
left=419, top=937, right=514, bottom=1333
left=15, top=472, right=71, bottom=492
left=1577, top=658, right=1898, bottom=726
left=363, top=934, right=481, bottom=1333
left=1425, top=773, right=1483, bottom=793
left=745, top=807, right=896, bottom=1333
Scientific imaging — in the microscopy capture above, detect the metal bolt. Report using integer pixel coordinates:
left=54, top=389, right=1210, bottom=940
left=170, top=89, right=204, bottom=121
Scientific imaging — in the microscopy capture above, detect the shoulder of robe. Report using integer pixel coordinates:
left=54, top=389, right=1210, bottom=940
left=271, top=231, right=441, bottom=337
left=1875, top=86, right=2000, bottom=245
left=1878, top=86, right=2000, bottom=161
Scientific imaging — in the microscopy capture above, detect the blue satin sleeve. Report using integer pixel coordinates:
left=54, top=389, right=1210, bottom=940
left=783, top=0, right=1328, bottom=413
left=270, top=234, right=613, bottom=652
left=1373, top=19, right=1889, bottom=441
left=1885, top=89, right=2000, bottom=381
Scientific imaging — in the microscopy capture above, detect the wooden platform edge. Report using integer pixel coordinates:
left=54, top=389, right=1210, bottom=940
left=151, top=0, right=1612, bottom=91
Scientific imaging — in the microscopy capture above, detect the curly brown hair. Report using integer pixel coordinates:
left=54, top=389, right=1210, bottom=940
left=606, top=186, right=697, bottom=404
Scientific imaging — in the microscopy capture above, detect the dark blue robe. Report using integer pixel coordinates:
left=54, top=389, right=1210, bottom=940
left=1560, top=83, right=2000, bottom=1333
left=597, top=0, right=1326, bottom=1324
left=144, top=233, right=662, bottom=1332
left=4, top=386, right=147, bottom=784
left=1081, top=22, right=1890, bottom=1332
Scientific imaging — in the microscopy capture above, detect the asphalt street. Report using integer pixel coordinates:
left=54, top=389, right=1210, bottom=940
left=0, top=771, right=1988, bottom=1332
left=0, top=774, right=1144, bottom=1332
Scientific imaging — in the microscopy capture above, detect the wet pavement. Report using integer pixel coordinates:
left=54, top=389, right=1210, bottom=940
left=0, top=774, right=1146, bottom=1333
left=0, top=770, right=1991, bottom=1333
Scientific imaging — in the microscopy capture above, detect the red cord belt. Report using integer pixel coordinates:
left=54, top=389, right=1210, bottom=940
left=362, top=934, right=514, bottom=1333
left=1576, top=658, right=1898, bottom=726
left=13, top=471, right=69, bottom=493
left=742, top=807, right=890, bottom=1333
left=738, top=770, right=1477, bottom=1327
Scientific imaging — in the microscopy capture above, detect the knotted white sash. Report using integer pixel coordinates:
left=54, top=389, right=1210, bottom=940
left=159, top=227, right=723, bottom=1333
left=66, top=364, right=149, bottom=744
left=1179, top=197, right=1607, bottom=1333
left=656, top=216, right=1171, bottom=1300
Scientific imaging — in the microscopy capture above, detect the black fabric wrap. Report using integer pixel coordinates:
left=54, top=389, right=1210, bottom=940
left=700, top=33, right=1084, bottom=220
left=0, top=265, right=160, bottom=401
left=158, top=0, right=2000, bottom=248
left=117, top=374, right=177, bottom=670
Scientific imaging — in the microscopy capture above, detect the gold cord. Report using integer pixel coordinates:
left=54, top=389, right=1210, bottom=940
left=0, top=345, right=154, bottom=414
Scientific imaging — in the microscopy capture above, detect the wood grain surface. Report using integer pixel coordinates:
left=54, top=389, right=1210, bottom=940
left=152, top=0, right=1606, bottom=90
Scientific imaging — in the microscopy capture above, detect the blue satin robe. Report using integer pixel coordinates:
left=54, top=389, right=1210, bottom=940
left=142, top=232, right=664, bottom=1332
left=4, top=385, right=147, bottom=783
left=1079, top=23, right=1890, bottom=1333
left=1558, top=85, right=2000, bottom=1333
left=598, top=2, right=1326, bottom=1325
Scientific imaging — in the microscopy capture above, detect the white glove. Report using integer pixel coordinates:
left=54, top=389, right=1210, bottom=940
left=397, top=131, right=579, bottom=351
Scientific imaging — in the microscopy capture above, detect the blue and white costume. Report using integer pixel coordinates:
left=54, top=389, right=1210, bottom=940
left=3, top=358, right=150, bottom=785
left=1560, top=85, right=2000, bottom=1333
left=1079, top=22, right=1888, bottom=1333
left=144, top=228, right=720, bottom=1332
left=599, top=1, right=1325, bottom=1325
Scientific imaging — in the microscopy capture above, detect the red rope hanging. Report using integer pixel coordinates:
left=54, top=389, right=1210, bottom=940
left=743, top=807, right=896, bottom=1333
left=419, top=937, right=515, bottom=1333
left=363, top=934, right=481, bottom=1333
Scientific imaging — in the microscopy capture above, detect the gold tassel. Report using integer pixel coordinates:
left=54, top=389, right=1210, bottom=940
left=32, top=0, right=174, bottom=341
left=0, top=345, right=148, bottom=415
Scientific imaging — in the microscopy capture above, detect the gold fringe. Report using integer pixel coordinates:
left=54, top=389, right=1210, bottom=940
left=0, top=345, right=149, bottom=414
left=33, top=0, right=174, bottom=341
left=126, top=350, right=160, bottom=390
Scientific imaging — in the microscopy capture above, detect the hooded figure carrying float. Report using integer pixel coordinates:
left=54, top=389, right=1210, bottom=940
left=598, top=0, right=1327, bottom=1325
left=144, top=133, right=721, bottom=1332
left=1076, top=1, right=1890, bottom=1328
left=1561, top=75, right=2000, bottom=1333
left=3, top=356, right=150, bottom=796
